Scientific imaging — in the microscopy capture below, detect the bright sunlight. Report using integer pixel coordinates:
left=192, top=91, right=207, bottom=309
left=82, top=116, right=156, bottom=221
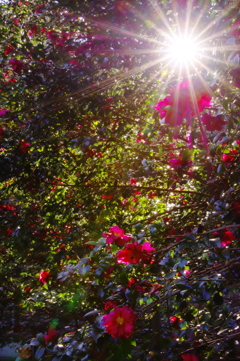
left=166, top=34, right=200, bottom=66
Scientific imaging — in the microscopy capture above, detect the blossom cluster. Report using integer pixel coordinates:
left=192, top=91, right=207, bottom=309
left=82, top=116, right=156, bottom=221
left=154, top=78, right=212, bottom=127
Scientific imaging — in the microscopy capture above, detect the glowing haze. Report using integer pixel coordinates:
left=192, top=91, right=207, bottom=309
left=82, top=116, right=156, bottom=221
left=166, top=34, right=200, bottom=66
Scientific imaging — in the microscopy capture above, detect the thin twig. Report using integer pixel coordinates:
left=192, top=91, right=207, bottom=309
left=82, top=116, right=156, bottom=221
left=165, top=224, right=240, bottom=239
left=117, top=184, right=210, bottom=197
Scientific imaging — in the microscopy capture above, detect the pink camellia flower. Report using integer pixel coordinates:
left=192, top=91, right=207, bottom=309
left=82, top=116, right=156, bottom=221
left=177, top=269, right=190, bottom=278
left=222, top=153, right=233, bottom=163
left=44, top=326, right=59, bottom=345
left=184, top=269, right=191, bottom=277
left=102, top=305, right=137, bottom=339
left=0, top=108, right=9, bottom=116
left=201, top=113, right=226, bottom=131
left=102, top=225, right=132, bottom=247
left=182, top=354, right=199, bottom=361
left=169, top=157, right=183, bottom=169
left=222, top=150, right=237, bottom=163
left=155, top=78, right=212, bottom=127
left=116, top=242, right=155, bottom=264
left=39, top=270, right=50, bottom=283
left=169, top=156, right=192, bottom=170
left=154, top=97, right=172, bottom=123
left=9, top=59, right=25, bottom=74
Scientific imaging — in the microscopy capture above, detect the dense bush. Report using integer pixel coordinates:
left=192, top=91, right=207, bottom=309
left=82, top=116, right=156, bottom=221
left=0, top=0, right=240, bottom=360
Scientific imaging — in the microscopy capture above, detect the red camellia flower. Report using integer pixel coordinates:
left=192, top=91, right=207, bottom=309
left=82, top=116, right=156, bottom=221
left=102, top=194, right=113, bottom=200
left=201, top=113, right=226, bottom=131
left=104, top=300, right=118, bottom=311
left=130, top=178, right=137, bottom=186
left=233, top=202, right=240, bottom=218
left=102, top=305, right=137, bottom=339
left=44, top=326, right=59, bottom=345
left=116, top=242, right=155, bottom=264
left=5, top=227, right=14, bottom=237
left=148, top=190, right=158, bottom=199
left=19, top=141, right=30, bottom=153
left=4, top=45, right=15, bottom=55
left=39, top=270, right=50, bottom=283
left=101, top=265, right=114, bottom=278
left=221, top=230, right=235, bottom=247
left=127, top=277, right=146, bottom=292
left=155, top=78, right=212, bottom=127
left=9, top=59, right=25, bottom=74
left=212, top=230, right=235, bottom=247
left=35, top=5, right=44, bottom=13
left=102, top=225, right=132, bottom=247
left=182, top=353, right=199, bottom=361
left=25, top=286, right=31, bottom=293
left=28, top=24, right=39, bottom=37
left=170, top=316, right=182, bottom=329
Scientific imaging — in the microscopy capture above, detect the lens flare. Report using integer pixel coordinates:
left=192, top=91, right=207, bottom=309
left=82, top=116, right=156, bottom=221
left=166, top=35, right=200, bottom=65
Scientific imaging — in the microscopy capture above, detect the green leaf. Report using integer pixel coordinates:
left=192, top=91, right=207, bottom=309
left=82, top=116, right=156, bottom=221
left=52, top=357, right=62, bottom=361
left=213, top=292, right=223, bottom=305
left=30, top=339, right=40, bottom=346
left=36, top=333, right=45, bottom=344
left=77, top=264, right=91, bottom=276
left=182, top=148, right=194, bottom=161
left=182, top=233, right=196, bottom=242
left=175, top=281, right=193, bottom=290
left=35, top=346, right=45, bottom=360
left=202, top=290, right=212, bottom=301
left=84, top=310, right=100, bottom=319
left=86, top=241, right=98, bottom=245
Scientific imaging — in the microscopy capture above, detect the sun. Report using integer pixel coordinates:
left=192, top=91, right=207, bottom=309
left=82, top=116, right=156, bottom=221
left=166, top=34, right=200, bottom=66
